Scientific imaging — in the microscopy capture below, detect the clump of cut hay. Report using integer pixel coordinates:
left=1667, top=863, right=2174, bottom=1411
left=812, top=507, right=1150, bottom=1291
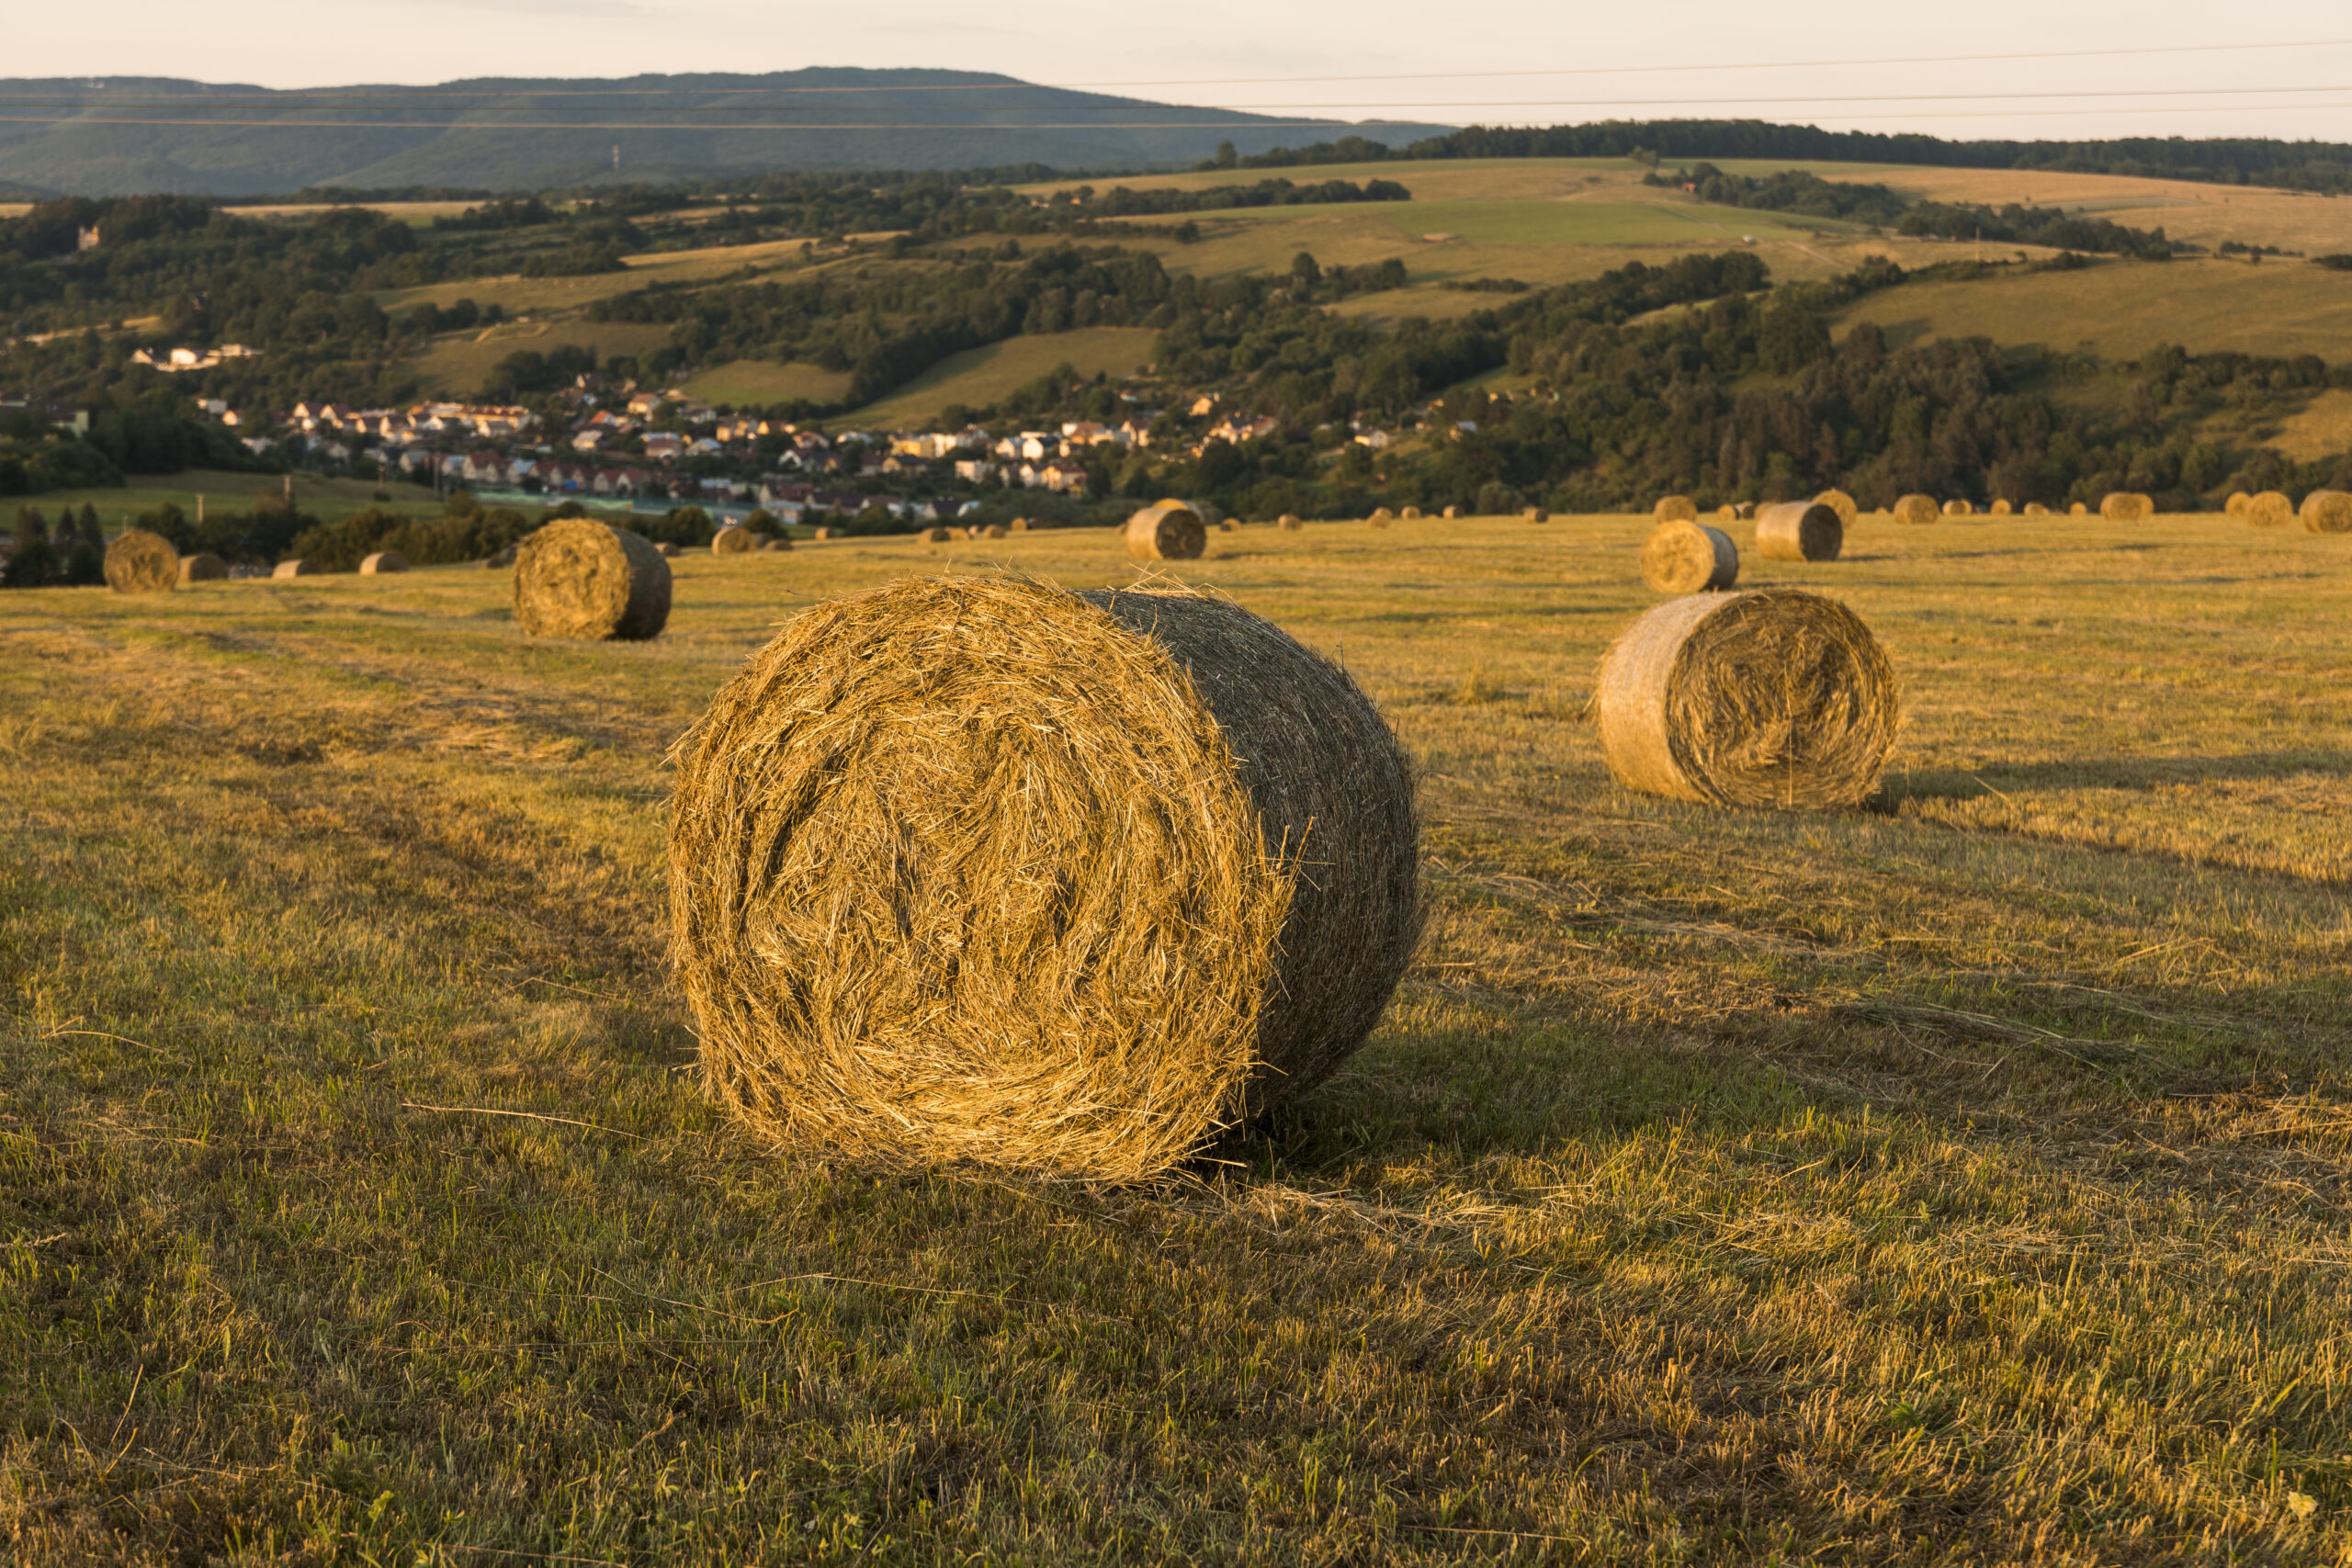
left=2226, top=491, right=2252, bottom=520
left=1595, top=588, right=1898, bottom=812
left=2247, top=491, right=2295, bottom=527
left=273, top=558, right=318, bottom=578
left=1401, top=505, right=1422, bottom=521
left=1892, top=494, right=1939, bottom=526
left=921, top=526, right=953, bottom=544
left=1755, top=501, right=1843, bottom=562
left=2301, top=490, right=2352, bottom=533
left=1442, top=505, right=1460, bottom=520
left=1942, top=498, right=1975, bottom=518
left=980, top=524, right=1009, bottom=539
left=360, top=550, right=408, bottom=574
left=1642, top=519, right=1739, bottom=593
left=2100, top=491, right=2154, bottom=523
left=1278, top=514, right=1303, bottom=531
left=1653, top=495, right=1698, bottom=524
left=1127, top=500, right=1206, bottom=561
left=1524, top=506, right=1550, bottom=523
left=178, top=553, right=228, bottom=583
left=668, top=577, right=1422, bottom=1179
left=513, top=517, right=671, bottom=641
left=2023, top=502, right=2051, bottom=517
left=103, top=530, right=178, bottom=593
left=1989, top=499, right=2013, bottom=517
left=1813, top=489, right=1858, bottom=527
left=712, top=526, right=756, bottom=555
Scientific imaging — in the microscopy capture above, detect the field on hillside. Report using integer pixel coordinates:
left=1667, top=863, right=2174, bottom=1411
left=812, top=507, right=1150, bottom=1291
left=835, top=326, right=1158, bottom=430
left=5, top=513, right=2350, bottom=1563
left=676, top=359, right=855, bottom=408
left=409, top=319, right=679, bottom=400
left=21, top=468, right=446, bottom=527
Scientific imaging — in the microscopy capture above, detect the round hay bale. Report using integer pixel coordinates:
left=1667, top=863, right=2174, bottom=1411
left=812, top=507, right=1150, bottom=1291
left=1442, top=505, right=1460, bottom=520
left=813, top=526, right=838, bottom=540
left=178, top=552, right=228, bottom=583
left=1008, top=517, right=1031, bottom=532
left=1812, top=489, right=1858, bottom=527
left=1892, top=494, right=1939, bottom=526
left=2301, top=490, right=2352, bottom=533
left=667, top=578, right=1422, bottom=1179
left=1735, top=502, right=1758, bottom=522
left=1642, top=520, right=1739, bottom=594
left=2226, top=491, right=2252, bottom=520
left=1126, top=500, right=1206, bottom=561
left=2070, top=502, right=2090, bottom=516
left=1755, top=501, right=1843, bottom=562
left=272, top=558, right=319, bottom=578
left=762, top=536, right=795, bottom=552
left=1988, top=498, right=2013, bottom=517
left=921, top=526, right=953, bottom=544
left=512, top=517, right=671, bottom=641
left=1524, top=506, right=1550, bottom=524
left=654, top=540, right=682, bottom=557
left=2023, top=502, right=2051, bottom=517
left=1717, top=504, right=1737, bottom=522
left=712, top=525, right=757, bottom=556
left=1278, top=514, right=1303, bottom=532
left=2099, top=491, right=2154, bottom=523
left=1400, top=505, right=1422, bottom=521
left=1368, top=512, right=1390, bottom=530
left=1942, top=498, right=1974, bottom=518
left=1653, top=495, right=1698, bottom=525
left=1217, top=519, right=1240, bottom=532
left=485, top=543, right=519, bottom=569
left=1595, top=588, right=1897, bottom=812
left=359, top=549, right=409, bottom=575
left=980, top=524, right=1009, bottom=539
left=2247, top=491, right=2295, bottom=527
left=102, top=529, right=178, bottom=593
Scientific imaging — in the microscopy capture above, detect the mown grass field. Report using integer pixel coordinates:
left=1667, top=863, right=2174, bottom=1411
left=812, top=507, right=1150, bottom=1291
left=4, top=511, right=2349, bottom=1563
left=833, top=327, right=1158, bottom=432
left=408, top=320, right=680, bottom=400
left=676, top=360, right=856, bottom=409
left=21, top=468, right=445, bottom=528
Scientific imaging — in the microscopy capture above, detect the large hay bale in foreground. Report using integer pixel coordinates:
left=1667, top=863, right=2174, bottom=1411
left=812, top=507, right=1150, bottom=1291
left=2100, top=491, right=2154, bottom=522
left=2301, top=490, right=2352, bottom=533
left=1893, top=494, right=1939, bottom=526
left=2246, top=491, right=2294, bottom=527
left=513, top=517, right=671, bottom=641
left=1755, top=501, right=1843, bottom=562
left=1595, top=589, right=1897, bottom=812
left=712, top=526, right=756, bottom=556
left=1642, top=520, right=1738, bottom=593
left=1126, top=500, right=1206, bottom=560
left=1653, top=495, right=1699, bottom=525
left=1813, top=489, right=1858, bottom=527
left=360, top=550, right=408, bottom=575
left=668, top=578, right=1422, bottom=1179
left=103, top=530, right=177, bottom=593
left=273, top=558, right=318, bottom=579
left=178, top=553, right=228, bottom=583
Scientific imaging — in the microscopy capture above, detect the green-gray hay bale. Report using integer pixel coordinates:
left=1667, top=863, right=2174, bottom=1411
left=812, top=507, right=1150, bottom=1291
left=1755, top=501, right=1843, bottom=563
left=1595, top=588, right=1898, bottom=812
left=1893, top=494, right=1939, bottom=526
left=2100, top=491, right=2154, bottom=523
left=1653, top=495, right=1699, bottom=525
left=712, top=525, right=757, bottom=556
left=1126, top=500, right=1206, bottom=561
left=1278, top=513, right=1303, bottom=531
left=273, top=558, right=318, bottom=578
left=1642, top=520, right=1739, bottom=593
left=103, top=529, right=178, bottom=593
left=360, top=550, right=408, bottom=575
left=1813, top=489, right=1858, bottom=527
left=2226, top=491, right=2252, bottom=520
left=2301, top=490, right=2352, bottom=533
left=177, top=553, right=228, bottom=583
left=2247, top=491, right=2295, bottom=527
left=667, top=577, right=1423, bottom=1179
left=921, top=526, right=952, bottom=544
left=1942, top=498, right=1974, bottom=518
left=513, top=517, right=671, bottom=641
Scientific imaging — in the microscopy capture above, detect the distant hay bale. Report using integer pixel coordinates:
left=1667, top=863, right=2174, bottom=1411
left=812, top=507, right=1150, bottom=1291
left=1642, top=520, right=1739, bottom=594
left=177, top=552, right=227, bottom=583
left=1523, top=506, right=1550, bottom=523
left=668, top=578, right=1422, bottom=1179
left=1755, top=501, right=1843, bottom=562
left=1942, top=498, right=1974, bottom=518
left=1812, top=489, right=1858, bottom=527
left=1442, top=505, right=1460, bottom=520
left=103, top=529, right=178, bottom=593
left=2070, top=502, right=2089, bottom=516
left=1735, top=502, right=1757, bottom=521
left=762, top=536, right=795, bottom=551
left=2226, top=491, right=2252, bottom=520
left=1369, top=507, right=1395, bottom=525
left=1892, top=494, right=1939, bottom=526
left=1008, top=517, right=1031, bottom=532
left=813, top=526, right=837, bottom=540
left=1717, top=504, right=1737, bottom=521
left=1400, top=505, right=1422, bottom=520
left=513, top=518, right=671, bottom=641
left=1217, top=519, right=1240, bottom=532
left=2301, top=490, right=2352, bottom=533
left=712, top=525, right=756, bottom=555
left=2023, top=502, right=2050, bottom=517
left=921, top=526, right=953, bottom=544
left=1595, top=588, right=1898, bottom=812
left=1278, top=514, right=1303, bottom=531
left=980, top=524, right=1009, bottom=539
left=1653, top=495, right=1699, bottom=524
left=2247, top=491, right=2295, bottom=527
left=1127, top=500, right=1206, bottom=561
left=654, top=540, right=682, bottom=556
left=360, top=550, right=408, bottom=574
left=273, top=558, right=318, bottom=578
left=1988, top=498, right=2013, bottom=517
left=2100, top=491, right=2154, bottom=523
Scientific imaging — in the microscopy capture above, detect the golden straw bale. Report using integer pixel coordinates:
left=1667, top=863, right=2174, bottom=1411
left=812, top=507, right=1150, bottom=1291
left=1735, top=502, right=1757, bottom=521
left=2023, top=502, right=2050, bottom=516
left=2100, top=492, right=2154, bottom=523
left=2071, top=502, right=2089, bottom=516
left=1652, top=495, right=1699, bottom=524
left=1277, top=514, right=1303, bottom=531
left=1717, top=504, right=1737, bottom=521
left=1126, top=500, right=1207, bottom=560
left=1595, top=589, right=1897, bottom=812
left=667, top=578, right=1422, bottom=1179
left=103, top=529, right=178, bottom=592
left=2246, top=491, right=2295, bottom=527
left=1642, top=520, right=1739, bottom=593
left=1988, top=499, right=2013, bottom=517
left=1892, top=494, right=1939, bottom=525
left=1400, top=505, right=1422, bottom=521
left=513, top=517, right=671, bottom=641
left=712, top=525, right=757, bottom=555
left=1812, top=489, right=1858, bottom=527
left=272, top=558, right=318, bottom=578
left=812, top=527, right=837, bottom=540
left=1218, top=519, right=1240, bottom=532
left=359, top=550, right=408, bottom=574
left=762, top=537, right=794, bottom=551
left=1942, top=499, right=1974, bottom=518
left=2226, top=491, right=2252, bottom=520
left=980, top=524, right=1009, bottom=539
left=2301, top=490, right=2352, bottom=533
left=177, top=553, right=228, bottom=583
left=1008, top=517, right=1031, bottom=532
left=1755, top=501, right=1843, bottom=562
left=1442, top=505, right=1460, bottom=520
left=921, top=526, right=953, bottom=543
left=1524, top=506, right=1550, bottom=523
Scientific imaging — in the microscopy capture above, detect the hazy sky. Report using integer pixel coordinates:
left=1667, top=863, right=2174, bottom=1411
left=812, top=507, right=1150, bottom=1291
left=10, top=0, right=2352, bottom=141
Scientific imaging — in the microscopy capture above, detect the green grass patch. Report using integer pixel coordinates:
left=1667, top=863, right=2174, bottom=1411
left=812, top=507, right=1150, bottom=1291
left=833, top=327, right=1158, bottom=430
left=676, top=359, right=855, bottom=409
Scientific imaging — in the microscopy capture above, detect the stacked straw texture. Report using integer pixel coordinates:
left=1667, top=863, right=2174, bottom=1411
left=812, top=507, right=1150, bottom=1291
left=2100, top=492, right=2155, bottom=522
left=1653, top=495, right=1699, bottom=525
left=178, top=553, right=227, bottom=583
left=2301, top=491, right=2352, bottom=533
left=1812, top=489, right=1858, bottom=527
left=1755, top=501, right=1843, bottom=562
left=1642, top=520, right=1739, bottom=593
left=103, top=530, right=178, bottom=593
left=1893, top=494, right=1939, bottom=525
left=1595, top=589, right=1898, bottom=812
left=667, top=578, right=1422, bottom=1179
left=513, top=518, right=671, bottom=640
left=1126, top=501, right=1206, bottom=560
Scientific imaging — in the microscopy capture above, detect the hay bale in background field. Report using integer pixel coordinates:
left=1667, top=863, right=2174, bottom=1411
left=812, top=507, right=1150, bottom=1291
left=655, top=540, right=682, bottom=556
left=1642, top=520, right=1739, bottom=593
left=514, top=518, right=671, bottom=641
left=2226, top=491, right=2252, bottom=520
left=668, top=577, right=1422, bottom=1179
left=1717, top=504, right=1737, bottom=521
left=713, top=526, right=756, bottom=556
left=1893, top=494, right=1939, bottom=525
left=1755, top=501, right=1843, bottom=562
left=1813, top=490, right=1858, bottom=527
left=360, top=550, right=408, bottom=574
left=1735, top=502, right=1757, bottom=521
left=1009, top=517, right=1031, bottom=532
left=1127, top=501, right=1206, bottom=561
left=2071, top=502, right=2090, bottom=516
left=1218, top=520, right=1240, bottom=532
left=1369, top=507, right=1394, bottom=526
left=1989, top=499, right=2013, bottom=517
left=762, top=537, right=794, bottom=552
left=1278, top=514, right=1303, bottom=531
left=1595, top=588, right=1897, bottom=812
left=921, top=526, right=952, bottom=544
left=813, top=527, right=837, bottom=540
left=1942, top=499, right=1975, bottom=518
left=981, top=524, right=1008, bottom=539
left=2023, top=502, right=2050, bottom=517
left=2301, top=491, right=2352, bottom=532
left=103, top=530, right=177, bottom=593
left=273, top=558, right=318, bottom=578
left=1653, top=495, right=1699, bottom=524
left=177, top=553, right=227, bottom=583
left=1401, top=506, right=1422, bottom=520
left=1524, top=506, right=1550, bottom=523
left=2247, top=491, right=2294, bottom=527
left=1442, top=505, right=1460, bottom=520
left=2100, top=492, right=2154, bottom=522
